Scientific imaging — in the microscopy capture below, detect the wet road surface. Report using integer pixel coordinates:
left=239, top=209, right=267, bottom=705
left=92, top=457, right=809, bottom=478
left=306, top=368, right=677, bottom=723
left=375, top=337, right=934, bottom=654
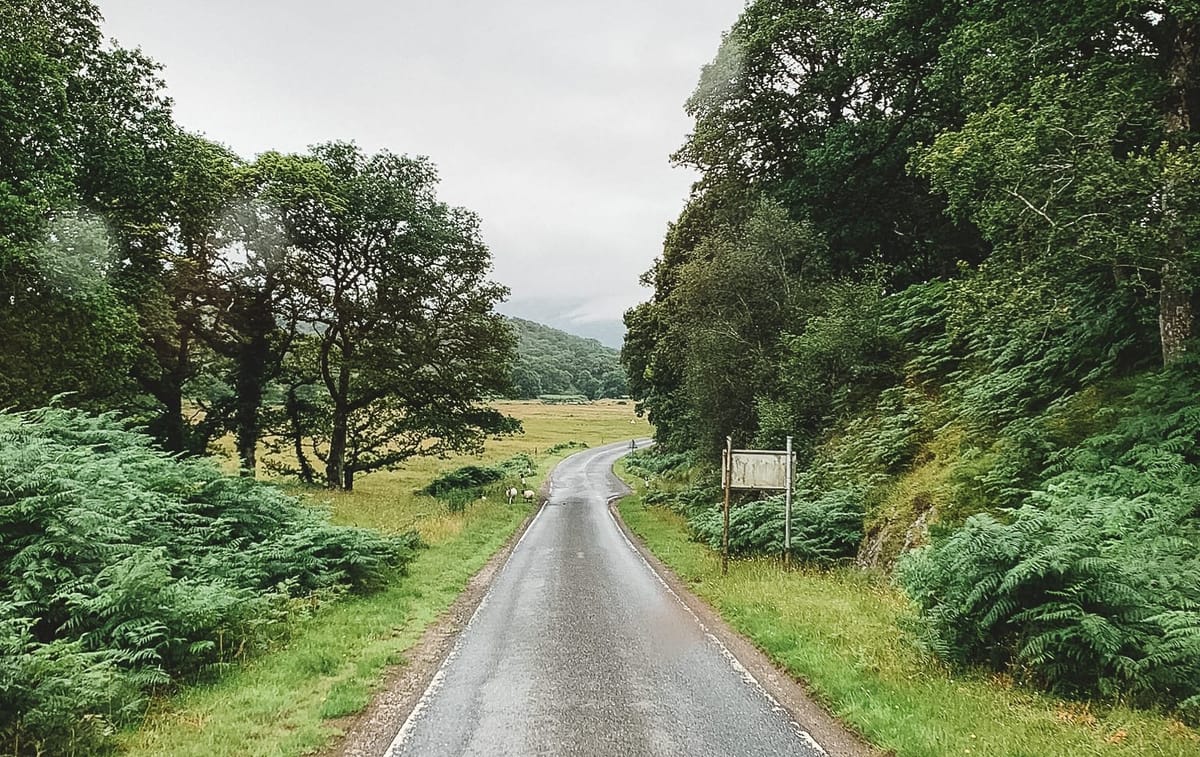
left=386, top=441, right=827, bottom=757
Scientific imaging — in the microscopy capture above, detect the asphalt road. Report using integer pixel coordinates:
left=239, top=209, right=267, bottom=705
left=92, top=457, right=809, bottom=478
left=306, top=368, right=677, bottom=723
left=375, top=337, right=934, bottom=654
left=385, top=441, right=827, bottom=757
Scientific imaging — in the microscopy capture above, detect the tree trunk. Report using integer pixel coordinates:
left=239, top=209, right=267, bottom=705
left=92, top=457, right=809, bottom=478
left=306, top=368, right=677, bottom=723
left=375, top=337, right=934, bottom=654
left=284, top=385, right=315, bottom=485
left=233, top=379, right=262, bottom=475
left=326, top=406, right=348, bottom=489
left=1160, top=19, right=1200, bottom=364
left=1160, top=260, right=1192, bottom=365
left=343, top=468, right=354, bottom=491
left=232, top=335, right=268, bottom=476
left=157, top=389, right=186, bottom=453
left=323, top=335, right=353, bottom=489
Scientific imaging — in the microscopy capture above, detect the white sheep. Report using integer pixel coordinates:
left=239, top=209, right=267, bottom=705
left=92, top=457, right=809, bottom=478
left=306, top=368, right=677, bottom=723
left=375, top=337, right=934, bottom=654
left=505, top=486, right=518, bottom=505
left=522, top=489, right=535, bottom=502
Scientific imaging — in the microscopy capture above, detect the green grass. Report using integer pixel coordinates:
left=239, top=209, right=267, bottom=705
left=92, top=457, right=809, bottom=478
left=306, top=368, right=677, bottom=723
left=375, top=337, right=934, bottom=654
left=614, top=462, right=1200, bottom=757
left=118, top=401, right=649, bottom=756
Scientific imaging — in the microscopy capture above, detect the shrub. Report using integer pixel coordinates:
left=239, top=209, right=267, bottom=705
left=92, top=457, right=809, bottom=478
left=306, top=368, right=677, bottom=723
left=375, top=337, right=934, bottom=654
left=421, top=453, right=537, bottom=499
left=900, top=363, right=1200, bottom=715
left=624, top=448, right=690, bottom=477
left=546, top=440, right=587, bottom=455
left=690, top=487, right=864, bottom=565
left=538, top=394, right=588, bottom=404
left=422, top=464, right=504, bottom=496
left=496, top=452, right=535, bottom=475
left=0, top=407, right=418, bottom=754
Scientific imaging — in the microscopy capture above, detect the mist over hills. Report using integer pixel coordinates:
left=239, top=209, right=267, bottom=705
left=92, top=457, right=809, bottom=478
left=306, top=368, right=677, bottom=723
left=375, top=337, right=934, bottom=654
left=499, top=297, right=627, bottom=349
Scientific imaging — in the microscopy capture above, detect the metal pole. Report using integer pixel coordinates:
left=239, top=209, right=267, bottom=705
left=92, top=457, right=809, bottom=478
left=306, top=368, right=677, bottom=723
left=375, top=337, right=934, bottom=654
left=784, top=435, right=793, bottom=568
left=722, top=435, right=731, bottom=576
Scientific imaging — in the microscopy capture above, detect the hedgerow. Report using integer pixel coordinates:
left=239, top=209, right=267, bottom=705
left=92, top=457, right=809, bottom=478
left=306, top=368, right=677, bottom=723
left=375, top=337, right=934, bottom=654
left=0, top=407, right=418, bottom=754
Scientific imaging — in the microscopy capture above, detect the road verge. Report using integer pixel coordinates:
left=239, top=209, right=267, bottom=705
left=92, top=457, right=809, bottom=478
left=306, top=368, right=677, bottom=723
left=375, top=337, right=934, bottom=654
left=332, top=494, right=546, bottom=756
left=606, top=485, right=881, bottom=757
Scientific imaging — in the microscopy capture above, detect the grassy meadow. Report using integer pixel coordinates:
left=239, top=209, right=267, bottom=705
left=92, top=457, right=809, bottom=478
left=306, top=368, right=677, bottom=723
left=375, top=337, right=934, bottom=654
left=613, top=463, right=1200, bottom=757
left=118, top=400, right=648, bottom=756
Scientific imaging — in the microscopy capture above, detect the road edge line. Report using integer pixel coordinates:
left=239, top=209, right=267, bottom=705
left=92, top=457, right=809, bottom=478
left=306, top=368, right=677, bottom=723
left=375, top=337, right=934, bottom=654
left=334, top=496, right=551, bottom=757
left=605, top=472, right=885, bottom=757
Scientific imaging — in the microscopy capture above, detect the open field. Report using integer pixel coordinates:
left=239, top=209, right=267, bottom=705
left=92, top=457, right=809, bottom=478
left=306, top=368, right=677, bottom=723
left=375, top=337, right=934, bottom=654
left=118, top=400, right=648, bottom=756
left=613, top=463, right=1200, bottom=757
left=321, top=400, right=649, bottom=538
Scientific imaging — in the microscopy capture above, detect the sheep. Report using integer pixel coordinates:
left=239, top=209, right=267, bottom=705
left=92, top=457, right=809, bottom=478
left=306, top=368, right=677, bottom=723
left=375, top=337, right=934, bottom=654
left=522, top=489, right=536, bottom=502
left=505, top=486, right=518, bottom=505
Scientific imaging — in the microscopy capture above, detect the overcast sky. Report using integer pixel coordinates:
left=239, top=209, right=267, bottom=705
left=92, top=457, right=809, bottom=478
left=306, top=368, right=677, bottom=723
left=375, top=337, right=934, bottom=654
left=95, top=1, right=745, bottom=347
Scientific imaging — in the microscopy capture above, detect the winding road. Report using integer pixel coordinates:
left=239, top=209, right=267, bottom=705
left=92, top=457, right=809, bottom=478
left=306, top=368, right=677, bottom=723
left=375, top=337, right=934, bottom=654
left=385, top=441, right=829, bottom=757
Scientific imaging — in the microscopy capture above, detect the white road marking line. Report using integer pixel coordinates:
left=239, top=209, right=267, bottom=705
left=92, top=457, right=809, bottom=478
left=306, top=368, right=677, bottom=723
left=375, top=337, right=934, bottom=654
left=383, top=502, right=549, bottom=756
left=607, top=505, right=829, bottom=756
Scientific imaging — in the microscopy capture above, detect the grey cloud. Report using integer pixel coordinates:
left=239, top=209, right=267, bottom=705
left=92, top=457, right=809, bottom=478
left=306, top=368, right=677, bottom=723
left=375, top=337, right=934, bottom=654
left=98, top=0, right=746, bottom=346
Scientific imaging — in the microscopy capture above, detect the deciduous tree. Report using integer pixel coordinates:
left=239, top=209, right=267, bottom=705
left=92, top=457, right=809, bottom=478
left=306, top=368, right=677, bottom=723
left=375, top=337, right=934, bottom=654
left=279, top=143, right=518, bottom=490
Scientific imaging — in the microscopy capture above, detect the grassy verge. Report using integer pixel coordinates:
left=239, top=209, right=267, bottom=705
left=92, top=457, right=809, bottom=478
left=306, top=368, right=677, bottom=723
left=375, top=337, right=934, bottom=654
left=119, top=400, right=649, bottom=756
left=614, top=461, right=1200, bottom=757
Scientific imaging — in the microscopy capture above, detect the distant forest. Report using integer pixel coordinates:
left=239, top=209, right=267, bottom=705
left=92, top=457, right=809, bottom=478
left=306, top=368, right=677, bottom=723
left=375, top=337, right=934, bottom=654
left=506, top=317, right=628, bottom=399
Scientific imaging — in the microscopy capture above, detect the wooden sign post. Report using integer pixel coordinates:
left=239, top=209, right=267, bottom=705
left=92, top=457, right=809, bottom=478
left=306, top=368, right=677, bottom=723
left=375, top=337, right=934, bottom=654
left=721, top=435, right=795, bottom=575
left=722, top=436, right=732, bottom=576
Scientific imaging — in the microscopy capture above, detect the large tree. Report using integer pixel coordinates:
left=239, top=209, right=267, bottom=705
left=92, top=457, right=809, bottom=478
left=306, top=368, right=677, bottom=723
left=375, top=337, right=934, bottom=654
left=914, top=0, right=1200, bottom=366
left=625, top=0, right=984, bottom=452
left=674, top=0, right=979, bottom=283
left=278, top=142, right=517, bottom=490
left=0, top=0, right=177, bottom=413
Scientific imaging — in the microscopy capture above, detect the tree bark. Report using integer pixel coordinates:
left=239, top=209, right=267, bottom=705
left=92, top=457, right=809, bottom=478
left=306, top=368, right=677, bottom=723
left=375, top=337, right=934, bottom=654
left=326, top=406, right=348, bottom=489
left=1160, top=19, right=1200, bottom=364
left=284, top=385, right=315, bottom=485
left=150, top=328, right=190, bottom=454
left=325, top=359, right=352, bottom=489
left=1160, top=260, right=1192, bottom=365
left=156, top=388, right=186, bottom=453
left=233, top=345, right=265, bottom=475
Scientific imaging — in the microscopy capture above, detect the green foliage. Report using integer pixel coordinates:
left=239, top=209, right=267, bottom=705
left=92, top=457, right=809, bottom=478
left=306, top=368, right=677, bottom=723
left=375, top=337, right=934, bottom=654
left=545, top=440, right=587, bottom=455
left=1, top=3, right=520, bottom=482
left=623, top=0, right=1200, bottom=719
left=267, top=141, right=520, bottom=490
left=624, top=448, right=690, bottom=477
left=0, top=406, right=417, bottom=754
left=690, top=487, right=864, bottom=565
left=618, top=487, right=1200, bottom=757
left=537, top=394, right=589, bottom=404
left=767, top=278, right=903, bottom=453
left=901, top=361, right=1200, bottom=713
left=506, top=317, right=627, bottom=400
left=422, top=465, right=505, bottom=497
left=421, top=453, right=535, bottom=498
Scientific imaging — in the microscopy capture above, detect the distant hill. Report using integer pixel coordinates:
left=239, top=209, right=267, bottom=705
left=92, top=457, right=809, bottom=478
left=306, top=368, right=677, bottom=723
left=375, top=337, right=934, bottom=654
left=498, top=297, right=626, bottom=348
left=506, top=317, right=628, bottom=400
